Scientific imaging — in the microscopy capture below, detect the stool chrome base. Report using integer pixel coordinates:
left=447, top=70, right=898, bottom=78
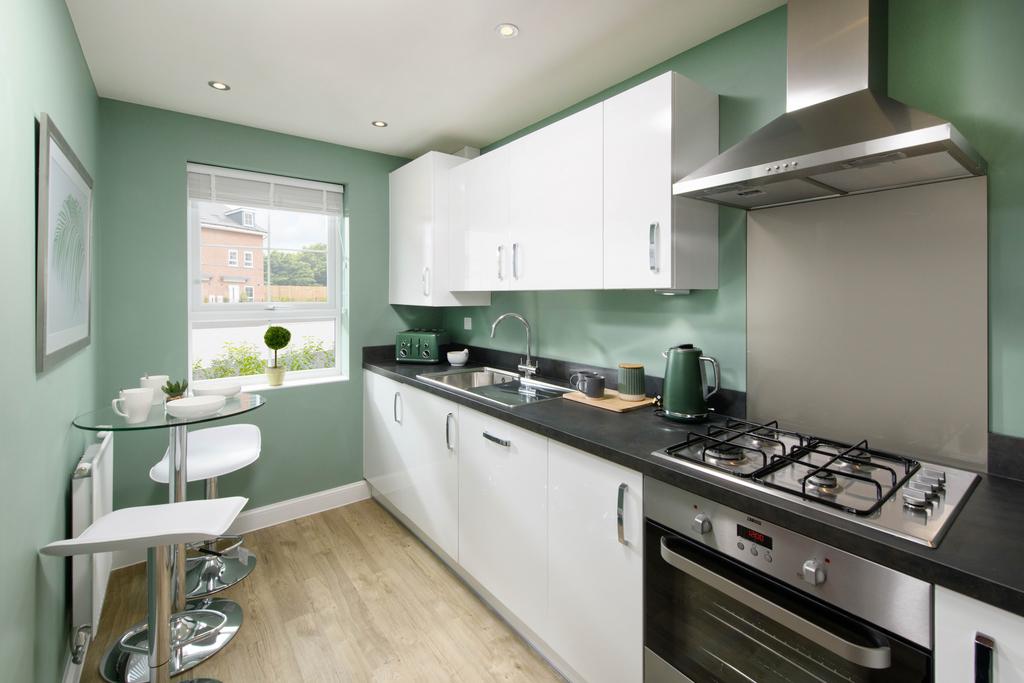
left=185, top=538, right=257, bottom=598
left=99, top=598, right=242, bottom=682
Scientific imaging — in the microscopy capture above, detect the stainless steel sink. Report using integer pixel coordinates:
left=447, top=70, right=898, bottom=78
left=417, top=366, right=571, bottom=408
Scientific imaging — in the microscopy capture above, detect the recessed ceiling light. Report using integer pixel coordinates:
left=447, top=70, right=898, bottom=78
left=496, top=23, right=519, bottom=38
left=208, top=80, right=231, bottom=91
left=371, top=120, right=388, bottom=128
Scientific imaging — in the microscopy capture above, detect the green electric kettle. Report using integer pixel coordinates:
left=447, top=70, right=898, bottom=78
left=658, top=344, right=720, bottom=422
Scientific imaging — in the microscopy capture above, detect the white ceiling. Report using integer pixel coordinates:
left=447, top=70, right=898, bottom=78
left=66, top=0, right=782, bottom=159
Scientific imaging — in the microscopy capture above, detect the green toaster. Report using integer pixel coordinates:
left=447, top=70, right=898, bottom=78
left=396, top=329, right=450, bottom=363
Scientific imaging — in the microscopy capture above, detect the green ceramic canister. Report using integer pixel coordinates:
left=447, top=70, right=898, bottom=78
left=617, top=363, right=646, bottom=401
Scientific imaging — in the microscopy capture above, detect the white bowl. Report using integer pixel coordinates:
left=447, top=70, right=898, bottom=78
left=166, top=395, right=226, bottom=419
left=447, top=349, right=469, bottom=366
left=192, top=382, right=241, bottom=398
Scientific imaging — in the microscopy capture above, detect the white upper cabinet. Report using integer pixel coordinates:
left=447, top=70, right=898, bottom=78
left=389, top=152, right=490, bottom=306
left=508, top=104, right=604, bottom=290
left=604, top=71, right=719, bottom=290
left=449, top=147, right=511, bottom=291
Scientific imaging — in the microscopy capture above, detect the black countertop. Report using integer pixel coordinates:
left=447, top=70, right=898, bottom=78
left=364, top=357, right=1024, bottom=618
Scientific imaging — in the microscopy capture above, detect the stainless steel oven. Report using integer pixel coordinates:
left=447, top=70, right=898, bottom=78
left=644, top=477, right=932, bottom=682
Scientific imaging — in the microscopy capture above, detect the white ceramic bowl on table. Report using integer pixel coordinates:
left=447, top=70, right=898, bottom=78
left=192, top=382, right=242, bottom=397
left=166, top=395, right=226, bottom=419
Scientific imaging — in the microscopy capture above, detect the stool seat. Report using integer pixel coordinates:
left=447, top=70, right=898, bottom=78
left=150, top=424, right=261, bottom=484
left=41, top=497, right=248, bottom=556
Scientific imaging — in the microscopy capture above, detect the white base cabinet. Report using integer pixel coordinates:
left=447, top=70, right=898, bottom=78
left=458, top=407, right=549, bottom=637
left=363, top=371, right=460, bottom=558
left=364, top=376, right=645, bottom=681
left=547, top=441, right=643, bottom=683
left=388, top=151, right=490, bottom=306
left=934, top=585, right=1024, bottom=683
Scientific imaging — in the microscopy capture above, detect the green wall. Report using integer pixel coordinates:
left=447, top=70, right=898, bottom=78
left=443, top=9, right=789, bottom=391
left=888, top=0, right=1024, bottom=436
left=95, top=100, right=433, bottom=510
left=0, top=1, right=99, bottom=681
left=445, top=1, right=1024, bottom=439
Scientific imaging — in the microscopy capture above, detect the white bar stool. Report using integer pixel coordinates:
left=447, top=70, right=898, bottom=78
left=149, top=424, right=261, bottom=598
left=42, top=497, right=247, bottom=683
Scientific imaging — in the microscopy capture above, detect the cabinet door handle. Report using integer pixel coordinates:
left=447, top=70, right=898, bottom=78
left=617, top=483, right=629, bottom=545
left=422, top=266, right=430, bottom=297
left=975, top=632, right=994, bottom=683
left=512, top=242, right=520, bottom=280
left=482, top=431, right=510, bottom=447
left=393, top=392, right=402, bottom=424
left=497, top=245, right=504, bottom=281
left=445, top=412, right=454, bottom=451
left=649, top=222, right=660, bottom=273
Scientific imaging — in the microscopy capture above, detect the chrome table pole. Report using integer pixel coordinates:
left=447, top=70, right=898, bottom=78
left=168, top=424, right=188, bottom=612
left=147, top=546, right=172, bottom=683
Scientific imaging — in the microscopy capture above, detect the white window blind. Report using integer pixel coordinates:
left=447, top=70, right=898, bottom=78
left=187, top=164, right=343, bottom=216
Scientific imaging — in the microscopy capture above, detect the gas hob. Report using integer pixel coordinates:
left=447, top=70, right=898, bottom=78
left=652, top=417, right=979, bottom=547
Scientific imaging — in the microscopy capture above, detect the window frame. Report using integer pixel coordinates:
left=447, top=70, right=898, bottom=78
left=186, top=163, right=348, bottom=388
left=243, top=250, right=254, bottom=268
left=227, top=248, right=239, bottom=267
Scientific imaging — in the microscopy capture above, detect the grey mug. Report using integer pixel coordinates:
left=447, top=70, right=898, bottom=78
left=570, top=371, right=605, bottom=398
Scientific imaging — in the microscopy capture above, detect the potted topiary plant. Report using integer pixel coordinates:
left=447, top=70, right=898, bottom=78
left=162, top=379, right=188, bottom=401
left=264, top=325, right=292, bottom=386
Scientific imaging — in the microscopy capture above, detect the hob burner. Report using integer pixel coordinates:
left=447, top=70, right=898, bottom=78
left=705, top=444, right=747, bottom=463
left=804, top=470, right=841, bottom=492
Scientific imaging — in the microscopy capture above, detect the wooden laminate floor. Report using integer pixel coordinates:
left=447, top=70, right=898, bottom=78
left=82, top=499, right=562, bottom=682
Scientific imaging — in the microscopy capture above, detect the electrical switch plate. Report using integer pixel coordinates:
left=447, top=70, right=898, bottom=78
left=464, top=317, right=472, bottom=330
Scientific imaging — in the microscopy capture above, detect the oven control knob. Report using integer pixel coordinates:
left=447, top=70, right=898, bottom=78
left=691, top=513, right=713, bottom=535
left=801, top=559, right=827, bottom=586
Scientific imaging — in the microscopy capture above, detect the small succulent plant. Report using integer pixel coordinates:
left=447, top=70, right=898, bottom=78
left=162, top=379, right=189, bottom=400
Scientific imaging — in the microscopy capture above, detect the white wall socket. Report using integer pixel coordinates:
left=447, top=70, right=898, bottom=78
left=464, top=317, right=473, bottom=330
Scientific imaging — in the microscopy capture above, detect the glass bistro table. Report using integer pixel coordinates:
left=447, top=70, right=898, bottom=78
left=73, top=393, right=265, bottom=682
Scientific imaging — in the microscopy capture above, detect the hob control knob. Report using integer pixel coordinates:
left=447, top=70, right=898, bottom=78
left=691, top=513, right=713, bottom=535
left=802, top=559, right=827, bottom=586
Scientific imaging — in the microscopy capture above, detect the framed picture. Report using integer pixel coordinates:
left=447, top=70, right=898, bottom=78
left=37, top=113, right=93, bottom=372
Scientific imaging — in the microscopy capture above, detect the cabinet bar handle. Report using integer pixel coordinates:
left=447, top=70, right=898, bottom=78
left=649, top=222, right=660, bottom=273
left=482, top=431, right=510, bottom=447
left=512, top=243, right=520, bottom=280
left=617, top=483, right=629, bottom=546
left=393, top=392, right=402, bottom=424
left=975, top=632, right=994, bottom=683
left=445, top=413, right=454, bottom=451
left=422, top=266, right=430, bottom=297
left=497, top=245, right=504, bottom=281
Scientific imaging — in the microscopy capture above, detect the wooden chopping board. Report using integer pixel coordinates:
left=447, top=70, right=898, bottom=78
left=563, top=389, right=655, bottom=413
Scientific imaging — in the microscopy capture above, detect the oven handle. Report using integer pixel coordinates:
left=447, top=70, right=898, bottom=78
left=659, top=537, right=892, bottom=670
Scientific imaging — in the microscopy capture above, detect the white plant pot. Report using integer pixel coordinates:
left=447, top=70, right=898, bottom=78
left=267, top=366, right=285, bottom=387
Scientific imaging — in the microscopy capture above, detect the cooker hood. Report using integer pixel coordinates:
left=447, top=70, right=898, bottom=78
left=673, top=0, right=985, bottom=210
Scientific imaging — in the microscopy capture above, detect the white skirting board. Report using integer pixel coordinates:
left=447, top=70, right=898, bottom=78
left=110, top=480, right=370, bottom=570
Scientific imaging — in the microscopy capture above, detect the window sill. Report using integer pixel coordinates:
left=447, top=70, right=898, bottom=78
left=243, top=374, right=349, bottom=393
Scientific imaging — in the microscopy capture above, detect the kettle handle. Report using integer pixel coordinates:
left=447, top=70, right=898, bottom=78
left=699, top=356, right=720, bottom=400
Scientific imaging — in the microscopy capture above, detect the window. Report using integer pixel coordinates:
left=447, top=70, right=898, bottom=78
left=187, top=164, right=347, bottom=386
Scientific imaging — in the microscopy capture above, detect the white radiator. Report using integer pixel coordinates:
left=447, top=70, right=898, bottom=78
left=70, top=431, right=114, bottom=659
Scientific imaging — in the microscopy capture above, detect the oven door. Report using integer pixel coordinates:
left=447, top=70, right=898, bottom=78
left=644, top=520, right=931, bottom=683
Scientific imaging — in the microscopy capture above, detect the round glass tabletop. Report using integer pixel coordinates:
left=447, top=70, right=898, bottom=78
left=72, top=393, right=265, bottom=432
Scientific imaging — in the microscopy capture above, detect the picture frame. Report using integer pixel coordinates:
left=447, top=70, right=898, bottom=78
left=37, top=113, right=93, bottom=372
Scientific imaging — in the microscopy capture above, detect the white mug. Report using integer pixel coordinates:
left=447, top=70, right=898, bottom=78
left=140, top=374, right=170, bottom=405
left=113, top=387, right=154, bottom=424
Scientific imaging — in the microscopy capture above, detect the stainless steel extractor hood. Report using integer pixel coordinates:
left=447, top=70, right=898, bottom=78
left=673, top=0, right=986, bottom=210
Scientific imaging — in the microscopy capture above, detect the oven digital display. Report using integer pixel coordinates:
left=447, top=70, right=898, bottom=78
left=737, top=524, right=773, bottom=549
